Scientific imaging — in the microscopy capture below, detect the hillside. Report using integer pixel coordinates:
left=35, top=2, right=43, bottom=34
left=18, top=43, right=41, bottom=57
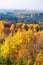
left=0, top=21, right=43, bottom=65
left=0, top=10, right=43, bottom=23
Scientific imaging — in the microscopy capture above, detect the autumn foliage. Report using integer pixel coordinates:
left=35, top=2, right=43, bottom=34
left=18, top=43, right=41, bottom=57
left=0, top=21, right=43, bottom=65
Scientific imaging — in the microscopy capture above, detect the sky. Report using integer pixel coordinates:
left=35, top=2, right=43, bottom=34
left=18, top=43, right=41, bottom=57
left=0, top=0, right=43, bottom=10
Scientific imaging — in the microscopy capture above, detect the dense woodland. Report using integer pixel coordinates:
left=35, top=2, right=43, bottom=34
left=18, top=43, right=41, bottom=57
left=0, top=21, right=43, bottom=65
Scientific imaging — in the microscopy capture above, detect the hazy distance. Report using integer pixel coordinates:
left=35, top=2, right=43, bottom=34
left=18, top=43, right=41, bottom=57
left=0, top=0, right=43, bottom=11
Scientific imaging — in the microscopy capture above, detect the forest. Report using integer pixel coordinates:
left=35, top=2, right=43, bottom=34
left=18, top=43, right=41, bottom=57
left=0, top=21, right=43, bottom=65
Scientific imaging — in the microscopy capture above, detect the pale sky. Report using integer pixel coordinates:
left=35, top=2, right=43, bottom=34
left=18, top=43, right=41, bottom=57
left=0, top=0, right=43, bottom=10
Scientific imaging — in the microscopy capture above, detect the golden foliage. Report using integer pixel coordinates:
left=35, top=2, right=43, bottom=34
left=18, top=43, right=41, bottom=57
left=0, top=22, right=43, bottom=65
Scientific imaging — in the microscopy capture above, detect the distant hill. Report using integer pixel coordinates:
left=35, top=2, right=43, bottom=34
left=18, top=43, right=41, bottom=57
left=0, top=10, right=43, bottom=23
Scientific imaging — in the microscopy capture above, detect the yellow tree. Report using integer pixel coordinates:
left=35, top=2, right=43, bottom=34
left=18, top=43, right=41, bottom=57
left=34, top=51, right=43, bottom=65
left=0, top=21, right=4, bottom=33
left=1, top=30, right=23, bottom=60
left=0, top=21, right=5, bottom=43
